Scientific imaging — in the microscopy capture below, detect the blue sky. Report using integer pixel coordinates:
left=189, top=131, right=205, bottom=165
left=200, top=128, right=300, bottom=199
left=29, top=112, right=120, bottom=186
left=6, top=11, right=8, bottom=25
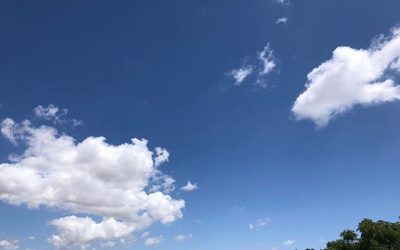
left=0, top=1, right=400, bottom=249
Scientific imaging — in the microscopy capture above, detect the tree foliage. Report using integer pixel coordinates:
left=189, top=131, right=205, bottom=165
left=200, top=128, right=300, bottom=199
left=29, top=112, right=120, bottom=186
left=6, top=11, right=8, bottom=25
left=326, top=218, right=400, bottom=250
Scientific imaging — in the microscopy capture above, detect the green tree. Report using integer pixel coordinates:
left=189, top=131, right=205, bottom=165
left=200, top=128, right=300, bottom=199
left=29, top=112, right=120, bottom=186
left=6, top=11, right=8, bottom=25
left=326, top=218, right=400, bottom=250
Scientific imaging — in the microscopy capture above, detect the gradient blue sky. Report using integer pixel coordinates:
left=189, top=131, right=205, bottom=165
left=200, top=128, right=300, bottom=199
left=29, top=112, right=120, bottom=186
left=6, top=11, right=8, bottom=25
left=1, top=1, right=400, bottom=249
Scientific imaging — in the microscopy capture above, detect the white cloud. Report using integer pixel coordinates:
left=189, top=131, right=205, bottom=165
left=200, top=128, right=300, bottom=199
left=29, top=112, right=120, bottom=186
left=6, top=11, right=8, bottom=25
left=283, top=239, right=294, bottom=246
left=48, top=216, right=134, bottom=249
left=34, top=104, right=63, bottom=120
left=28, top=236, right=35, bottom=240
left=0, top=118, right=19, bottom=145
left=273, top=0, right=290, bottom=5
left=181, top=181, right=198, bottom=192
left=228, top=43, right=277, bottom=88
left=174, top=234, right=192, bottom=242
left=0, top=118, right=185, bottom=249
left=154, top=147, right=169, bottom=167
left=100, top=240, right=116, bottom=248
left=249, top=217, right=271, bottom=230
left=149, top=174, right=176, bottom=194
left=258, top=44, right=276, bottom=76
left=141, top=232, right=150, bottom=238
left=33, top=104, right=82, bottom=126
left=0, top=240, right=19, bottom=250
left=292, top=27, right=400, bottom=127
left=275, top=17, right=288, bottom=24
left=144, top=236, right=163, bottom=246
left=230, top=66, right=253, bottom=85
left=230, top=206, right=246, bottom=215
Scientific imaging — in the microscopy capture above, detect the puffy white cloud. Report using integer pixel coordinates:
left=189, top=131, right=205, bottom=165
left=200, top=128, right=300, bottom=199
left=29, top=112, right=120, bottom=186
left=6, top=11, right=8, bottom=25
left=33, top=104, right=82, bottom=126
left=180, top=181, right=198, bottom=192
left=292, top=27, right=400, bottom=127
left=0, top=119, right=185, bottom=249
left=283, top=239, right=294, bottom=246
left=249, top=217, right=271, bottom=230
left=144, top=236, right=163, bottom=246
left=48, top=216, right=134, bottom=249
left=230, top=66, right=253, bottom=85
left=275, top=17, right=288, bottom=24
left=0, top=240, right=19, bottom=250
left=174, top=234, right=192, bottom=242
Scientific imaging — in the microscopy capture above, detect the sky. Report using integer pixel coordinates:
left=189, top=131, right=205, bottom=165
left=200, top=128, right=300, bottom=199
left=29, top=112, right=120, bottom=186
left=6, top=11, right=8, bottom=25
left=0, top=0, right=400, bottom=249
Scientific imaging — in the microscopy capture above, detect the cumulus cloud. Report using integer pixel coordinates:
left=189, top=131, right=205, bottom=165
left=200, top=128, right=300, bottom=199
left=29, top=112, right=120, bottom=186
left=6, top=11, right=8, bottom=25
left=275, top=17, right=288, bottom=24
left=0, top=240, right=19, bottom=250
left=48, top=216, right=134, bottom=249
left=33, top=104, right=82, bottom=126
left=249, top=217, right=271, bottom=230
left=144, top=236, right=163, bottom=246
left=292, top=27, right=400, bottom=127
left=174, top=234, right=192, bottom=242
left=181, top=181, right=198, bottom=192
left=230, top=66, right=253, bottom=85
left=283, top=239, right=294, bottom=246
left=0, top=118, right=185, bottom=249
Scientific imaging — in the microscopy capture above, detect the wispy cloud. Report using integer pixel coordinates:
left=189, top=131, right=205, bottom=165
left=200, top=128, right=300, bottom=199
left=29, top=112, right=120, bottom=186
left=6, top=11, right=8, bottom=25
left=228, top=43, right=277, bottom=88
left=100, top=240, right=116, bottom=248
left=230, top=66, right=253, bottom=85
left=273, top=0, right=290, bottom=5
left=34, top=104, right=82, bottom=126
left=283, top=239, right=295, bottom=246
left=249, top=217, right=271, bottom=230
left=174, top=234, right=193, bottom=242
left=145, top=236, right=163, bottom=246
left=230, top=206, right=246, bottom=215
left=275, top=17, right=288, bottom=24
left=258, top=44, right=276, bottom=76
